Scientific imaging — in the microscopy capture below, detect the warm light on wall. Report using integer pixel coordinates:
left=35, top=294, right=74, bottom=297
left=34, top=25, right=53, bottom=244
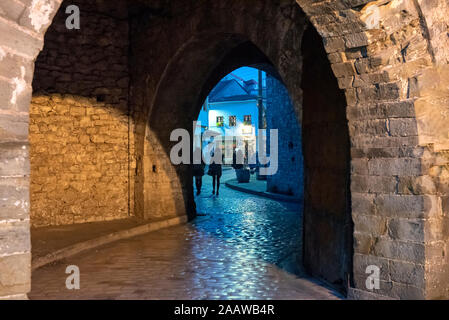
left=242, top=125, right=253, bottom=135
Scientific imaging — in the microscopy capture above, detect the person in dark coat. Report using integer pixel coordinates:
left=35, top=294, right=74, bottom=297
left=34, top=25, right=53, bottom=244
left=208, top=146, right=222, bottom=196
left=232, top=148, right=244, bottom=170
left=192, top=147, right=205, bottom=196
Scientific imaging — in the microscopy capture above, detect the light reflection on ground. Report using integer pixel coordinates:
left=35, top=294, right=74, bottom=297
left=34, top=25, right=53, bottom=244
left=29, top=169, right=341, bottom=300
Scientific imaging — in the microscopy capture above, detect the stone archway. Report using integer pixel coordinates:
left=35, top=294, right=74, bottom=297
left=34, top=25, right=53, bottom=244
left=0, top=0, right=63, bottom=299
left=137, top=36, right=285, bottom=219
left=295, top=0, right=449, bottom=299
left=0, top=0, right=448, bottom=300
left=136, top=19, right=353, bottom=292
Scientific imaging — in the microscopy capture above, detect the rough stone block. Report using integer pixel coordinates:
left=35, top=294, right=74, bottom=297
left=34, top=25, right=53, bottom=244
left=323, top=37, right=345, bottom=53
left=397, top=175, right=436, bottom=195
left=352, top=275, right=394, bottom=298
left=390, top=282, right=425, bottom=300
left=388, top=218, right=425, bottom=242
left=0, top=143, right=30, bottom=176
left=0, top=177, right=29, bottom=221
left=354, top=232, right=373, bottom=255
left=0, top=113, right=29, bottom=143
left=0, top=18, right=42, bottom=57
left=344, top=32, right=368, bottom=49
left=0, top=78, right=14, bottom=110
left=390, top=260, right=425, bottom=288
left=353, top=213, right=387, bottom=236
left=0, top=253, right=30, bottom=296
left=352, top=192, right=376, bottom=215
left=331, top=62, right=356, bottom=78
left=373, top=238, right=425, bottom=263
left=351, top=158, right=369, bottom=173
left=19, top=0, right=61, bottom=34
left=353, top=253, right=390, bottom=281
left=351, top=174, right=397, bottom=194
left=374, top=194, right=439, bottom=219
left=388, top=118, right=418, bottom=137
left=368, top=158, right=422, bottom=176
left=0, top=0, right=26, bottom=23
left=0, top=221, right=31, bottom=255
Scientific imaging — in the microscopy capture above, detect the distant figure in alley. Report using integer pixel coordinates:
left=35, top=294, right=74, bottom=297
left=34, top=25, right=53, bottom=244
left=192, top=147, right=205, bottom=196
left=208, top=145, right=222, bottom=196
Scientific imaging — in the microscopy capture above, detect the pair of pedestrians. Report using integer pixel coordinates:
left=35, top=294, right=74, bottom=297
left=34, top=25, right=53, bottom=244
left=193, top=147, right=222, bottom=196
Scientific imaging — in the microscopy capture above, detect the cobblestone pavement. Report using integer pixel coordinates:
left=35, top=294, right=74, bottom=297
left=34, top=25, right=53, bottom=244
left=29, top=170, right=342, bottom=300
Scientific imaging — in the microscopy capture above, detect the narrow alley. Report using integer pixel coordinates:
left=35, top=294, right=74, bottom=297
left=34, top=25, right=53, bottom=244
left=29, top=170, right=341, bottom=300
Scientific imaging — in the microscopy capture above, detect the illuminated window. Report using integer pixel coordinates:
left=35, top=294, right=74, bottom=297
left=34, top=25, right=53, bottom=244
left=229, top=116, right=236, bottom=127
left=243, top=115, right=252, bottom=125
left=216, top=116, right=224, bottom=127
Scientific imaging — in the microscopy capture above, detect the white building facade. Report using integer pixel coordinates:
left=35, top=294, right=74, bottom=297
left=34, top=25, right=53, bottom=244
left=195, top=76, right=265, bottom=164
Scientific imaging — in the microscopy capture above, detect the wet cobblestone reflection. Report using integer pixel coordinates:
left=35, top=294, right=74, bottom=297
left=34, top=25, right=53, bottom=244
left=29, top=171, right=341, bottom=300
left=193, top=171, right=304, bottom=275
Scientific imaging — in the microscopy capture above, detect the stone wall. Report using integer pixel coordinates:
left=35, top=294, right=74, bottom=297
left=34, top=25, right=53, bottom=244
left=1, top=0, right=448, bottom=300
left=0, top=0, right=62, bottom=301
left=30, top=94, right=130, bottom=226
left=266, top=75, right=303, bottom=199
left=30, top=0, right=133, bottom=227
left=426, top=146, right=449, bottom=299
left=301, top=24, right=352, bottom=292
left=294, top=0, right=449, bottom=299
left=32, top=0, right=129, bottom=105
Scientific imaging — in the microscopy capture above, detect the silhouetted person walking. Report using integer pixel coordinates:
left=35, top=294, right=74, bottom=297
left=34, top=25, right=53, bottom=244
left=192, top=147, right=205, bottom=196
left=208, top=147, right=222, bottom=196
left=232, top=148, right=244, bottom=170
